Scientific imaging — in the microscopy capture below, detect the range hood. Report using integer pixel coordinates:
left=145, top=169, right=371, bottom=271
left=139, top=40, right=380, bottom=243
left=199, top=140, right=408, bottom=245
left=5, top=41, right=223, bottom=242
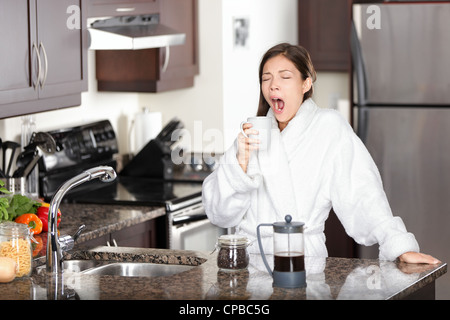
left=88, top=14, right=186, bottom=50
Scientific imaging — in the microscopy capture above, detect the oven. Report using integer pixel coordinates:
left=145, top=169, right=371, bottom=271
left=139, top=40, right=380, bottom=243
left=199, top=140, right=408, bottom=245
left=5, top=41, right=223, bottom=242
left=168, top=199, right=225, bottom=251
left=38, top=120, right=225, bottom=251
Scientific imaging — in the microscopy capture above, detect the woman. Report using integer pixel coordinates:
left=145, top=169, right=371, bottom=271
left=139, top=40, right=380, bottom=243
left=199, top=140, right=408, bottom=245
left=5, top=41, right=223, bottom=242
left=202, top=43, right=439, bottom=264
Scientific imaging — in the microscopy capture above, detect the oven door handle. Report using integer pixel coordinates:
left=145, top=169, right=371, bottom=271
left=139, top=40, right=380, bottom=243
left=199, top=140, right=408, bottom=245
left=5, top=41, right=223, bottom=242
left=172, top=213, right=207, bottom=225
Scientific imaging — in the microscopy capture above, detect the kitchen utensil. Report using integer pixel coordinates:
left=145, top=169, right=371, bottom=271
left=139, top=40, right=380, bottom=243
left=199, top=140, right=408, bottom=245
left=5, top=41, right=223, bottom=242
left=21, top=146, right=46, bottom=178
left=13, top=132, right=56, bottom=178
left=1, top=141, right=20, bottom=177
left=155, top=118, right=183, bottom=144
left=5, top=177, right=26, bottom=194
left=26, top=132, right=57, bottom=154
left=0, top=139, right=5, bottom=178
left=257, top=215, right=306, bottom=288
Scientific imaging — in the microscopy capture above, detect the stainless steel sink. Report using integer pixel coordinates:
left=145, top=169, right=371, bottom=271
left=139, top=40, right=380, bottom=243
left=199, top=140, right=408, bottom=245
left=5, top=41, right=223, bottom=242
left=82, top=262, right=195, bottom=277
left=62, top=260, right=106, bottom=272
left=37, top=260, right=196, bottom=278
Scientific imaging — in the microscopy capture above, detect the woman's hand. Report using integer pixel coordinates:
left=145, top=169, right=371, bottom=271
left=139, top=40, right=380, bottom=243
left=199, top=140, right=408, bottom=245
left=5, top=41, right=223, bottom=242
left=237, top=123, right=260, bottom=173
left=398, top=251, right=441, bottom=264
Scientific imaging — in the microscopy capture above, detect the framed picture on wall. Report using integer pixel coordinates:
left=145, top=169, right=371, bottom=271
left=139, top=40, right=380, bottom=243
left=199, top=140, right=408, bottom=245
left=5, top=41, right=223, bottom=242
left=233, top=17, right=250, bottom=49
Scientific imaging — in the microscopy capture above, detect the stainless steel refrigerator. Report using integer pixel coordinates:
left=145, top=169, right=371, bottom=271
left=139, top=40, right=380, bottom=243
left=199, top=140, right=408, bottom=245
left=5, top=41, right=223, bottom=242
left=351, top=2, right=450, bottom=299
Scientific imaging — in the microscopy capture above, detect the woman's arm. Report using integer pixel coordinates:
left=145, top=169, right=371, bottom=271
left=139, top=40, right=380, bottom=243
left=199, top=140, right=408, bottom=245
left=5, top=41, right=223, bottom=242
left=328, top=116, right=421, bottom=261
left=202, top=141, right=262, bottom=228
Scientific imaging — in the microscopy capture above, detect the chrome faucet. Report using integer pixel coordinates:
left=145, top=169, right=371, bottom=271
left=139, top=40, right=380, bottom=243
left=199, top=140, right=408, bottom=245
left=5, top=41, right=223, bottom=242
left=46, top=166, right=117, bottom=273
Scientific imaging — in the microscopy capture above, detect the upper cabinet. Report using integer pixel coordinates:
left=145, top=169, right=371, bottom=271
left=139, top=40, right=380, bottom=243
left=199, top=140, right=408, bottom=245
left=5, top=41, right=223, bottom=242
left=298, top=0, right=351, bottom=72
left=0, top=0, right=88, bottom=119
left=93, top=0, right=199, bottom=93
left=298, top=0, right=382, bottom=72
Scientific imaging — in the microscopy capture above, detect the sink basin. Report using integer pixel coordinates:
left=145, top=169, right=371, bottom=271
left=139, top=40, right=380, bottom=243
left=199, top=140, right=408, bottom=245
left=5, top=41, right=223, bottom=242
left=82, top=262, right=195, bottom=277
left=63, top=260, right=105, bottom=272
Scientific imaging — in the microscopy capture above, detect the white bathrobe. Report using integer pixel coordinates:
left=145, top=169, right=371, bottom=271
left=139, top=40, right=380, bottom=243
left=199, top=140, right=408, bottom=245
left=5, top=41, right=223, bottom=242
left=202, top=98, right=419, bottom=261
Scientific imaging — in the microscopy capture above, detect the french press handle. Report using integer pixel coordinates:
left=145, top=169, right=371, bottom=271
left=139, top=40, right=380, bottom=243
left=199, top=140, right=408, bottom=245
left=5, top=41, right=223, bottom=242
left=256, top=223, right=274, bottom=277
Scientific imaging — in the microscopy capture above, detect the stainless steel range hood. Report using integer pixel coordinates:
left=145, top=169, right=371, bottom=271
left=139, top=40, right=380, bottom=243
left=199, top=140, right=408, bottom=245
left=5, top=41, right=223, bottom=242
left=88, top=14, right=186, bottom=50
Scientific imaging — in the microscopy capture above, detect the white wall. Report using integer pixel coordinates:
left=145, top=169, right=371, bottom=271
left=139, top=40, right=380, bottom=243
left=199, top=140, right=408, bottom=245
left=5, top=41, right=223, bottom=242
left=141, top=0, right=299, bottom=153
left=221, top=0, right=298, bottom=149
left=0, top=0, right=348, bottom=156
left=138, top=0, right=225, bottom=154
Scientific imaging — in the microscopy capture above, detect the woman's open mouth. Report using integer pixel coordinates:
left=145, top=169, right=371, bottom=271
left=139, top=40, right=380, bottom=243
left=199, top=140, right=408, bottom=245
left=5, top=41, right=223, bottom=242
left=272, top=98, right=285, bottom=114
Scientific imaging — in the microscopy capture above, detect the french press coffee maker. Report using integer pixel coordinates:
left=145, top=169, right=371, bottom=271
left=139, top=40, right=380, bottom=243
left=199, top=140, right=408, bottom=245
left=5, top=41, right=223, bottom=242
left=257, top=215, right=306, bottom=288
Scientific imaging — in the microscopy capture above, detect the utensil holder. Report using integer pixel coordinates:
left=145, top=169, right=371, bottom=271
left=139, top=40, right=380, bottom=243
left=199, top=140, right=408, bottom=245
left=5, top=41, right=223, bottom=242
left=6, top=177, right=26, bottom=195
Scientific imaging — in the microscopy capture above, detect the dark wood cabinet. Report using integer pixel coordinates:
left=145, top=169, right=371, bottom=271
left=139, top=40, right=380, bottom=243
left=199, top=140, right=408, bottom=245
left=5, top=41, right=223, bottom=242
left=0, top=0, right=88, bottom=119
left=80, top=220, right=157, bottom=249
left=94, top=0, right=198, bottom=93
left=325, top=209, right=356, bottom=258
left=0, top=1, right=38, bottom=107
left=298, top=0, right=383, bottom=72
left=298, top=0, right=352, bottom=72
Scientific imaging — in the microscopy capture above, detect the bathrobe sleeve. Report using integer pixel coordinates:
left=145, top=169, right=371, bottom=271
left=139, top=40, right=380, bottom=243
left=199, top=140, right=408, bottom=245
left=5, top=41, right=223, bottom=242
left=202, top=140, right=262, bottom=228
left=328, top=117, right=419, bottom=261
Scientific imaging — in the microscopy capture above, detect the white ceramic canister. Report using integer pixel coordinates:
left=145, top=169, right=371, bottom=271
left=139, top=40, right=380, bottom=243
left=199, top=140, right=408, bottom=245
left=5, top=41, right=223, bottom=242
left=134, top=108, right=162, bottom=153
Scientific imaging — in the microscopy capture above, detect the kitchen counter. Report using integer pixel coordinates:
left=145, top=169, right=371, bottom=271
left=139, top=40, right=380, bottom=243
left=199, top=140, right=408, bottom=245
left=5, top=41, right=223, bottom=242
left=0, top=203, right=446, bottom=302
left=31, top=203, right=166, bottom=264
left=1, top=245, right=446, bottom=301
left=58, top=203, right=166, bottom=243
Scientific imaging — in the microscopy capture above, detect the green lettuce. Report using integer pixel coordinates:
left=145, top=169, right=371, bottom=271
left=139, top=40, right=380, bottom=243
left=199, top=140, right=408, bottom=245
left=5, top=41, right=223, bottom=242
left=0, top=180, right=40, bottom=221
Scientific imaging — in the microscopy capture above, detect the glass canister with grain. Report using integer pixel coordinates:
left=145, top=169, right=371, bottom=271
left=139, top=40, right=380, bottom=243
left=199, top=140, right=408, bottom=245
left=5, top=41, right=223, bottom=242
left=0, top=222, right=34, bottom=277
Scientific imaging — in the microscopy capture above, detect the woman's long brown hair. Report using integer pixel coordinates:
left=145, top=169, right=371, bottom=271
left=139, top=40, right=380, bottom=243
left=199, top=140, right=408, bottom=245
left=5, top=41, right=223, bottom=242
left=256, top=43, right=317, bottom=116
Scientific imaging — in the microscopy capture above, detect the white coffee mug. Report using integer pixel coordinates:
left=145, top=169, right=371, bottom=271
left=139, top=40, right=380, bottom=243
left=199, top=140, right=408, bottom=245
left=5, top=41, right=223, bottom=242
left=240, top=116, right=272, bottom=151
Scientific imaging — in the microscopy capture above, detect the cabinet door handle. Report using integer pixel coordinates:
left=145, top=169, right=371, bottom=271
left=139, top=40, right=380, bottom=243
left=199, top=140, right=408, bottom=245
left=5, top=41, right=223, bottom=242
left=116, top=7, right=135, bottom=13
left=39, top=42, right=48, bottom=88
left=162, top=46, right=170, bottom=73
left=32, top=43, right=42, bottom=89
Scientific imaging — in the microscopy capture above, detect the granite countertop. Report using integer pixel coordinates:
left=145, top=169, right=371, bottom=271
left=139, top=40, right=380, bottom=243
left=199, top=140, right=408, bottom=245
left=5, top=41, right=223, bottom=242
left=1, top=203, right=447, bottom=301
left=2, top=245, right=447, bottom=300
left=31, top=203, right=166, bottom=264
left=58, top=203, right=166, bottom=243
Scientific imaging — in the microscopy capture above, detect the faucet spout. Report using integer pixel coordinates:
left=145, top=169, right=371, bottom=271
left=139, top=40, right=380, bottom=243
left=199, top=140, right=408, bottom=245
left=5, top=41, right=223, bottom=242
left=85, top=166, right=117, bottom=182
left=46, top=166, right=117, bottom=273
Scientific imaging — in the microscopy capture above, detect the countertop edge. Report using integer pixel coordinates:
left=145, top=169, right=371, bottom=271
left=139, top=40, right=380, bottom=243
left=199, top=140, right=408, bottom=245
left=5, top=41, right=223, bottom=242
left=65, top=246, right=209, bottom=266
left=388, top=262, right=447, bottom=300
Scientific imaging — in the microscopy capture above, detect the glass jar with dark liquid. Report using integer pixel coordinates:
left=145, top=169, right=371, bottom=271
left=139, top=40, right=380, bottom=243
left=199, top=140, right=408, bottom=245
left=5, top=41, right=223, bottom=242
left=257, top=215, right=306, bottom=288
left=274, top=252, right=305, bottom=272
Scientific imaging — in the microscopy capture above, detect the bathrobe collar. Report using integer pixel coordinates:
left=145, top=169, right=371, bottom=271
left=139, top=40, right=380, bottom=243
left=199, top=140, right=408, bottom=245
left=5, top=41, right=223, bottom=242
left=258, top=98, right=319, bottom=221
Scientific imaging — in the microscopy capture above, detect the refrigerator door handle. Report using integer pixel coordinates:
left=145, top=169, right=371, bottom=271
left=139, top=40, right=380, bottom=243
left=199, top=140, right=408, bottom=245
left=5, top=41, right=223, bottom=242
left=350, top=20, right=368, bottom=108
left=356, top=106, right=369, bottom=143
left=351, top=16, right=369, bottom=142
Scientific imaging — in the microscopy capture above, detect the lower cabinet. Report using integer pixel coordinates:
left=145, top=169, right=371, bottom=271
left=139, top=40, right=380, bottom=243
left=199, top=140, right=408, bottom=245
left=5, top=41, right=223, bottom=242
left=81, top=220, right=157, bottom=249
left=325, top=209, right=356, bottom=258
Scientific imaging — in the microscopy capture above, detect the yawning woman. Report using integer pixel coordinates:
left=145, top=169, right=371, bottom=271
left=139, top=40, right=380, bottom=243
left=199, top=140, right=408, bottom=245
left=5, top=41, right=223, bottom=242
left=202, top=43, right=439, bottom=265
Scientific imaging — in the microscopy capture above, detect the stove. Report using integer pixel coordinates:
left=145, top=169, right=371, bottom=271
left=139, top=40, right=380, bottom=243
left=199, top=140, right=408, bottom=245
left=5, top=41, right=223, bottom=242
left=38, top=120, right=224, bottom=251
left=68, top=176, right=203, bottom=212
